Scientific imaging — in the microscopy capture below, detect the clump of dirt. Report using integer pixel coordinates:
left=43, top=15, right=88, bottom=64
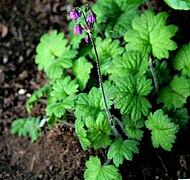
left=0, top=0, right=90, bottom=179
left=0, top=125, right=88, bottom=179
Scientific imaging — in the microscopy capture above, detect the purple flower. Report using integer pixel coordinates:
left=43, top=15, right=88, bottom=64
left=85, top=35, right=89, bottom=43
left=70, top=9, right=82, bottom=20
left=74, top=24, right=83, bottom=35
left=86, top=13, right=96, bottom=23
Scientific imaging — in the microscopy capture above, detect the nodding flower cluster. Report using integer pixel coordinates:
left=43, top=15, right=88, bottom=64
left=70, top=7, right=96, bottom=43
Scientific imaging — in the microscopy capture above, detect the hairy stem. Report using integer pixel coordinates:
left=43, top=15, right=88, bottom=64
left=89, top=32, right=112, bottom=120
left=146, top=0, right=152, bottom=9
left=88, top=32, right=128, bottom=137
left=89, top=32, right=123, bottom=137
left=103, top=159, right=111, bottom=166
left=149, top=55, right=159, bottom=94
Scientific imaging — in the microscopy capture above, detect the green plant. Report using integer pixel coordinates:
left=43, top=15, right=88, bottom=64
left=164, top=0, right=190, bottom=10
left=11, top=117, right=41, bottom=142
left=11, top=0, right=190, bottom=179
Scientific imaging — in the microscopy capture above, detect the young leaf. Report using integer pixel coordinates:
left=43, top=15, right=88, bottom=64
left=86, top=113, right=112, bottom=149
left=145, top=109, right=179, bottom=151
left=75, top=118, right=91, bottom=150
left=122, top=115, right=144, bottom=141
left=50, top=76, right=79, bottom=102
left=110, top=75, right=153, bottom=120
left=75, top=83, right=113, bottom=120
left=84, top=156, right=122, bottom=180
left=93, top=0, right=140, bottom=38
left=124, top=10, right=178, bottom=59
left=26, top=119, right=41, bottom=142
left=157, top=75, right=190, bottom=110
left=91, top=37, right=124, bottom=75
left=11, top=117, right=41, bottom=142
left=26, top=84, right=51, bottom=112
left=173, top=43, right=190, bottom=77
left=11, top=119, right=28, bottom=137
left=107, top=138, right=139, bottom=167
left=73, top=57, right=93, bottom=90
left=108, top=51, right=149, bottom=80
left=46, top=95, right=77, bottom=118
left=35, top=30, right=77, bottom=78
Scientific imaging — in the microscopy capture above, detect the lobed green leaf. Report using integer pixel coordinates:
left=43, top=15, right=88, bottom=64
left=173, top=43, right=190, bottom=77
left=108, top=51, right=149, bottom=80
left=157, top=75, right=190, bottom=110
left=35, top=30, right=77, bottom=79
left=85, top=156, right=122, bottom=180
left=75, top=118, right=91, bottom=150
left=122, top=115, right=144, bottom=141
left=11, top=117, right=41, bottom=142
left=93, top=0, right=140, bottom=38
left=164, top=0, right=190, bottom=10
left=124, top=10, right=178, bottom=59
left=108, top=137, right=139, bottom=167
left=50, top=76, right=79, bottom=102
left=75, top=83, right=113, bottom=120
left=46, top=95, right=77, bottom=118
left=145, top=109, right=179, bottom=151
left=26, top=84, right=51, bottom=112
left=73, top=57, right=93, bottom=90
left=86, top=113, right=112, bottom=149
left=110, top=75, right=153, bottom=120
left=92, top=37, right=124, bottom=75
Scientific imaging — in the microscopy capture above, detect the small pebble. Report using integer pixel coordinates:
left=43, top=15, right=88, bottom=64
left=18, top=89, right=26, bottom=95
left=26, top=93, right=31, bottom=97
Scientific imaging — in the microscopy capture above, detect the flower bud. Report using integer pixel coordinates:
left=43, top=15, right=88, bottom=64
left=74, top=24, right=83, bottom=35
left=70, top=9, right=82, bottom=20
left=86, top=12, right=96, bottom=23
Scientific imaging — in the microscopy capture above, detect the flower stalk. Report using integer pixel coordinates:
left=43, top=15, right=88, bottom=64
left=70, top=6, right=126, bottom=137
left=89, top=32, right=126, bottom=137
left=88, top=33, right=111, bottom=120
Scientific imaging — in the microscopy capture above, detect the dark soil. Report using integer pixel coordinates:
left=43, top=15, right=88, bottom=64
left=0, top=0, right=190, bottom=179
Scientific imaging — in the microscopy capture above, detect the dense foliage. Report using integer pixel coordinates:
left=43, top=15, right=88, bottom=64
left=11, top=0, right=190, bottom=179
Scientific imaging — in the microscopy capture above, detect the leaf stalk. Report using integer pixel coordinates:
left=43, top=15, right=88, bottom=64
left=149, top=54, right=159, bottom=94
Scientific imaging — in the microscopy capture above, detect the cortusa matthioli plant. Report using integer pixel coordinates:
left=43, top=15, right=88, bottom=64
left=11, top=0, right=190, bottom=179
